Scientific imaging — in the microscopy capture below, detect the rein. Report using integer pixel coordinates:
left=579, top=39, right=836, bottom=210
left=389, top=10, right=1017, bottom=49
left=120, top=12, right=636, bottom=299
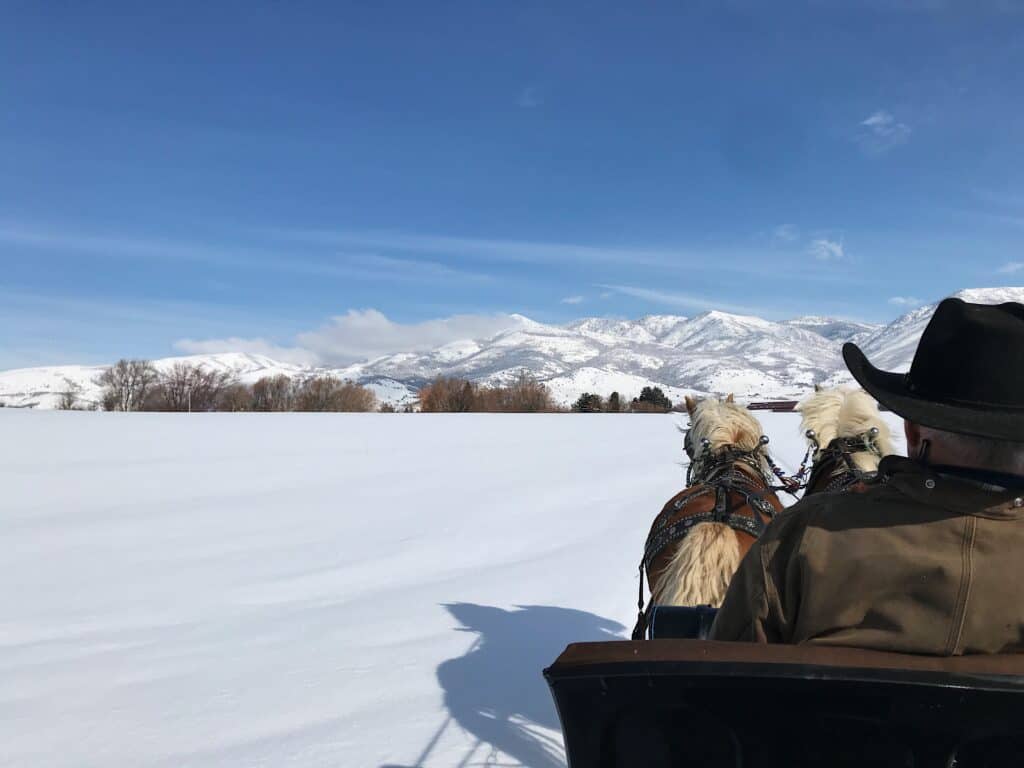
left=688, top=433, right=806, bottom=496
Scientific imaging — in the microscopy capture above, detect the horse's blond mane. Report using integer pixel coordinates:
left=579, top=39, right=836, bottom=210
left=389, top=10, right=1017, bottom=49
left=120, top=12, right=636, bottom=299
left=798, top=386, right=895, bottom=472
left=689, top=398, right=770, bottom=473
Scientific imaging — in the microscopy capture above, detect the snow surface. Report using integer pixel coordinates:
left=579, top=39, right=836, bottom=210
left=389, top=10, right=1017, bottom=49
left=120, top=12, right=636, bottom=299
left=0, top=410, right=906, bottom=767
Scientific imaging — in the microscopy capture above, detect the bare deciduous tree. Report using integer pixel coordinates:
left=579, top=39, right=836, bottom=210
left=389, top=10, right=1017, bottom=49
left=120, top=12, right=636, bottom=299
left=418, top=377, right=479, bottom=412
left=218, top=383, right=254, bottom=412
left=56, top=378, right=81, bottom=411
left=97, top=359, right=158, bottom=412
left=251, top=375, right=294, bottom=412
left=502, top=372, right=555, bottom=412
left=294, top=376, right=377, bottom=412
left=334, top=381, right=377, bottom=412
left=146, top=363, right=237, bottom=412
left=419, top=373, right=555, bottom=412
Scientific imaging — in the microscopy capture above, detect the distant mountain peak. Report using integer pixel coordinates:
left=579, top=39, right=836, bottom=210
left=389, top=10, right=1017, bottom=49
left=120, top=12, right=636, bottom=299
left=5, top=289, right=1023, bottom=409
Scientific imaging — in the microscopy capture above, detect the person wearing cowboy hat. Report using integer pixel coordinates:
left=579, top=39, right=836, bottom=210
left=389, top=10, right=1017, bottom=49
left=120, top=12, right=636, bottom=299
left=711, top=297, right=1024, bottom=654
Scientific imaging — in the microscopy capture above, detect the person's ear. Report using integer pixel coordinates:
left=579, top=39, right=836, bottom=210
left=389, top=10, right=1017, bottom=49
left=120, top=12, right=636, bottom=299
left=904, top=420, right=920, bottom=458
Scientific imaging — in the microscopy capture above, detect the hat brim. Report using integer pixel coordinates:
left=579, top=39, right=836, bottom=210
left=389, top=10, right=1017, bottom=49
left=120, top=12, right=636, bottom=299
left=843, top=343, right=1024, bottom=441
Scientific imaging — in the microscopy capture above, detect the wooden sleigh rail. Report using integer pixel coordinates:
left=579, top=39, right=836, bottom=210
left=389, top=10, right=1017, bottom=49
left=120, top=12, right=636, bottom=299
left=544, top=640, right=1024, bottom=768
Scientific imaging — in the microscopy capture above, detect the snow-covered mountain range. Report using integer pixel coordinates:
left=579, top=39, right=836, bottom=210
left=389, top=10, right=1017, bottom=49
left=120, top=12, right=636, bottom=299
left=3, top=288, right=1022, bottom=409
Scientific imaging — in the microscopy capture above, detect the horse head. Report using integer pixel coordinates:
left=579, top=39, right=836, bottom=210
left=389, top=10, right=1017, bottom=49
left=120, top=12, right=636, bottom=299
left=798, top=386, right=895, bottom=493
left=683, top=394, right=771, bottom=480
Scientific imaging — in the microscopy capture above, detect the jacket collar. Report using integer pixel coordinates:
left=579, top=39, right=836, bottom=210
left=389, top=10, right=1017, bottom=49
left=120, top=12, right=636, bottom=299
left=878, top=455, right=1024, bottom=519
left=930, top=464, right=1024, bottom=491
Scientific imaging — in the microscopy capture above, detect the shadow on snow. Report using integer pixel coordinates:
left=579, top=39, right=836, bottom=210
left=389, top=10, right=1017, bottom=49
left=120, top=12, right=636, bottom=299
left=384, top=602, right=622, bottom=768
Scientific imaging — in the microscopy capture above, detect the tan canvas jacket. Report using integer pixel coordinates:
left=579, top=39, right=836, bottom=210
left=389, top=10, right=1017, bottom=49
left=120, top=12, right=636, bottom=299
left=710, top=456, right=1024, bottom=655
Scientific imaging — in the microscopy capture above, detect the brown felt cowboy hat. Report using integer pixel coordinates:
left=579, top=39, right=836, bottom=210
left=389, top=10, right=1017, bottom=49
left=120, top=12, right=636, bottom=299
left=843, top=297, right=1024, bottom=441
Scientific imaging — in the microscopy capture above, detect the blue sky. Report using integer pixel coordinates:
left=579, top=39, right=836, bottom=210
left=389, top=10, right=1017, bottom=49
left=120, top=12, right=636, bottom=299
left=3, top=1, right=1024, bottom=368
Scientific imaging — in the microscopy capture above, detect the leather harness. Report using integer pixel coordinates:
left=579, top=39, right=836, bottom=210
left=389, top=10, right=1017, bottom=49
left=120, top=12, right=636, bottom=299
left=804, top=434, right=882, bottom=494
left=643, top=466, right=776, bottom=568
left=632, top=446, right=779, bottom=640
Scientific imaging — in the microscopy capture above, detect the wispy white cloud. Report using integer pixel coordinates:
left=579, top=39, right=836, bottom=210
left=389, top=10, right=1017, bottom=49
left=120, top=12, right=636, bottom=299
left=857, top=110, right=911, bottom=154
left=295, top=310, right=528, bottom=364
left=270, top=228, right=699, bottom=269
left=998, top=262, right=1024, bottom=274
left=808, top=238, right=845, bottom=261
left=888, top=295, right=924, bottom=307
left=270, top=227, right=875, bottom=284
left=0, top=285, right=268, bottom=329
left=560, top=295, right=584, bottom=305
left=596, top=284, right=771, bottom=316
left=517, top=86, right=542, bottom=108
left=970, top=188, right=1024, bottom=210
left=771, top=224, right=800, bottom=244
left=178, top=310, right=531, bottom=367
left=0, top=285, right=291, bottom=369
left=0, top=223, right=490, bottom=283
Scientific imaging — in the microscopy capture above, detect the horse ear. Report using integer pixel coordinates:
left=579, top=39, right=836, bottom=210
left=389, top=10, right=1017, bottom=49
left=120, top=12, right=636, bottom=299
left=814, top=383, right=823, bottom=393
left=684, top=395, right=697, bottom=415
left=725, top=393, right=735, bottom=404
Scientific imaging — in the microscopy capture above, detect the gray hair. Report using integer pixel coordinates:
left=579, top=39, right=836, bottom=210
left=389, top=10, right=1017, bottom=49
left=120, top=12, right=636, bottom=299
left=920, top=425, right=1024, bottom=475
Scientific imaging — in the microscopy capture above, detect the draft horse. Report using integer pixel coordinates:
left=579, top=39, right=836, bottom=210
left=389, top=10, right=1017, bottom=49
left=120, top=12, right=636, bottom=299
left=633, top=395, right=792, bottom=639
left=797, top=385, right=896, bottom=496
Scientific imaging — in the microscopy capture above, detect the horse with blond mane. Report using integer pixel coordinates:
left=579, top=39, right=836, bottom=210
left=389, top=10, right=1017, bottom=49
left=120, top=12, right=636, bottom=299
left=797, top=385, right=896, bottom=495
left=633, top=394, right=788, bottom=639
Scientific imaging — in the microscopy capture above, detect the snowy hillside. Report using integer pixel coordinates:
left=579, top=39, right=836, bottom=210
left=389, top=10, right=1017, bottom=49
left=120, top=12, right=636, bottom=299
left=783, top=316, right=880, bottom=344
left=0, top=410, right=906, bottom=767
left=3, top=287, right=1021, bottom=409
left=824, top=287, right=1024, bottom=386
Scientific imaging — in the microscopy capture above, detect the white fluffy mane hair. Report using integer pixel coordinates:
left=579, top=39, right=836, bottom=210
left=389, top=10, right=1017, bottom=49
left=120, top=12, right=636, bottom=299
left=687, top=397, right=771, bottom=475
left=653, top=397, right=769, bottom=609
left=797, top=386, right=896, bottom=472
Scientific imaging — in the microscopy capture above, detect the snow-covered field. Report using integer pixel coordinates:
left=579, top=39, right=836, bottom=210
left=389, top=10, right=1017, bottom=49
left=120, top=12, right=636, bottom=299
left=1, top=410, right=905, bottom=767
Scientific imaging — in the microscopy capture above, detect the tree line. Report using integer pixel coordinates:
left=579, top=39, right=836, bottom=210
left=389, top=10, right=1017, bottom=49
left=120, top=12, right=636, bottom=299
left=571, top=386, right=674, bottom=413
left=52, top=359, right=677, bottom=413
left=417, top=373, right=559, bottom=412
left=417, top=377, right=674, bottom=413
left=77, top=359, right=379, bottom=412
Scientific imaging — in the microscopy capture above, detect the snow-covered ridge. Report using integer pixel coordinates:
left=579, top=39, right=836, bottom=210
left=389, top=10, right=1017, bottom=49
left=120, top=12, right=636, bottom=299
left=3, top=287, right=1021, bottom=409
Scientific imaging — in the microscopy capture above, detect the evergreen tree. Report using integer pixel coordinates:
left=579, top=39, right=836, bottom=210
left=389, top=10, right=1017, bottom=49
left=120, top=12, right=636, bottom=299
left=634, top=386, right=672, bottom=412
left=607, top=391, right=621, bottom=412
left=572, top=392, right=603, bottom=412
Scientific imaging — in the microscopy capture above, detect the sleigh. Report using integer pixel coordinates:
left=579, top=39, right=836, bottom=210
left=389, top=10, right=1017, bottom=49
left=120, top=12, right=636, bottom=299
left=544, top=636, right=1024, bottom=767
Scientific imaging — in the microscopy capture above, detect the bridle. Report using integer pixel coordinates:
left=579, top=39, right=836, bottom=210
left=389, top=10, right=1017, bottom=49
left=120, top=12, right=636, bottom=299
left=803, top=426, right=883, bottom=494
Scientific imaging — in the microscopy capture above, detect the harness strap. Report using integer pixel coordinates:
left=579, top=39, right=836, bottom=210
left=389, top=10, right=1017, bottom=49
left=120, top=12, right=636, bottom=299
left=644, top=508, right=766, bottom=568
left=647, top=486, right=714, bottom=540
left=714, top=485, right=729, bottom=520
left=647, top=469, right=767, bottom=545
left=631, top=560, right=649, bottom=640
left=806, top=433, right=883, bottom=493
